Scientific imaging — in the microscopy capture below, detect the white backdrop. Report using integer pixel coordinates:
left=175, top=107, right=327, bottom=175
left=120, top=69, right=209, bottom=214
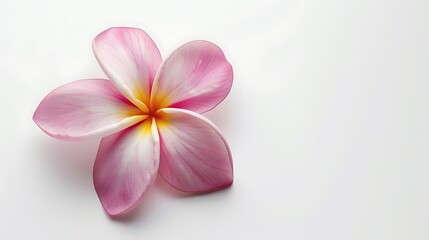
left=1, top=0, right=428, bottom=239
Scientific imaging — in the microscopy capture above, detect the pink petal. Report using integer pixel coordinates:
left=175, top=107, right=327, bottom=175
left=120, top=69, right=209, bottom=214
left=93, top=118, right=160, bottom=216
left=151, top=40, right=233, bottom=113
left=93, top=27, right=162, bottom=110
left=33, top=79, right=146, bottom=140
left=156, top=108, right=233, bottom=192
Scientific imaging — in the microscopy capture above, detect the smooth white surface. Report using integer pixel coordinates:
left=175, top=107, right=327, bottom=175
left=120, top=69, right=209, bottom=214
left=1, top=0, right=428, bottom=239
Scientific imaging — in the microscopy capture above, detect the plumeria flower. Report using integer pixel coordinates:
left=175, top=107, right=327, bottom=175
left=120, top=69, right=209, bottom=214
left=33, top=27, right=234, bottom=216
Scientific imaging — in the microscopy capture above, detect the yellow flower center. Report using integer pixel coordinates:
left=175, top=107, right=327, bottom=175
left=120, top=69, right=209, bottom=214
left=131, top=93, right=171, bottom=136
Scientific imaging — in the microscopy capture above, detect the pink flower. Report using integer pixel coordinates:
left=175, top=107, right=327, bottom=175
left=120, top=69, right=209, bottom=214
left=33, top=27, right=234, bottom=216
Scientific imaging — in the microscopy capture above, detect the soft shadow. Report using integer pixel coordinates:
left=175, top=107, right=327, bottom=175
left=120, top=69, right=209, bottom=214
left=33, top=135, right=99, bottom=194
left=203, top=93, right=237, bottom=135
left=154, top=175, right=234, bottom=199
left=112, top=177, right=235, bottom=223
left=109, top=184, right=161, bottom=223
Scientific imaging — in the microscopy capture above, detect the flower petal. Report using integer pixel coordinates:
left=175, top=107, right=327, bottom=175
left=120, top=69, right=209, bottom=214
left=33, top=79, right=146, bottom=140
left=93, top=27, right=162, bottom=110
left=156, top=108, right=233, bottom=192
left=93, top=118, right=160, bottom=216
left=151, top=40, right=233, bottom=113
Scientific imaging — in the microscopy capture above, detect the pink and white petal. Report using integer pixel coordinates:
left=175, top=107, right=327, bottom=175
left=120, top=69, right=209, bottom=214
left=93, top=118, right=160, bottom=216
left=93, top=27, right=162, bottom=109
left=33, top=79, right=146, bottom=140
left=156, top=108, right=233, bottom=192
left=150, top=40, right=233, bottom=113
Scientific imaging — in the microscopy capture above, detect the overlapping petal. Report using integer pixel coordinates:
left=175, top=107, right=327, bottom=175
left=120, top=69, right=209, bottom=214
left=150, top=40, right=233, bottom=113
left=156, top=108, right=233, bottom=192
left=93, top=27, right=162, bottom=110
left=33, top=79, right=146, bottom=140
left=93, top=118, right=160, bottom=216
